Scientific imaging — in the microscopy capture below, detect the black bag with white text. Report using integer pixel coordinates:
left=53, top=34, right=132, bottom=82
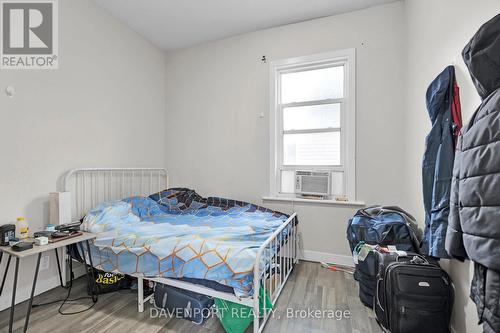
left=87, top=268, right=132, bottom=295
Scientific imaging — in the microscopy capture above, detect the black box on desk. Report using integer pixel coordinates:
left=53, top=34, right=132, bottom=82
left=0, top=224, right=16, bottom=246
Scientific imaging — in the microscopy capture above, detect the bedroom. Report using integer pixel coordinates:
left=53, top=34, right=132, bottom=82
left=0, top=0, right=499, bottom=332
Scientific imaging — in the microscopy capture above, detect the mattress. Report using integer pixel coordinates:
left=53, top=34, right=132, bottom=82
left=80, top=188, right=293, bottom=297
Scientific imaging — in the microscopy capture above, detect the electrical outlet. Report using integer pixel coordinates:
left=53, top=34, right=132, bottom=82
left=40, top=255, right=50, bottom=271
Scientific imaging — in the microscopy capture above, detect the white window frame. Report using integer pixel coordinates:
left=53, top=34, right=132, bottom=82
left=268, top=49, right=356, bottom=202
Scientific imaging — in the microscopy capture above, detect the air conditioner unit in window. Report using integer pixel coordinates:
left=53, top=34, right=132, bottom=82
left=294, top=170, right=331, bottom=197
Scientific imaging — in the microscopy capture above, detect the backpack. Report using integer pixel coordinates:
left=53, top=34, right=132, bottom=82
left=347, top=206, right=421, bottom=253
left=374, top=252, right=453, bottom=333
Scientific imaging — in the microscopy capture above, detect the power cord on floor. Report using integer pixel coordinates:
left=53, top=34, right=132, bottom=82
left=32, top=256, right=98, bottom=315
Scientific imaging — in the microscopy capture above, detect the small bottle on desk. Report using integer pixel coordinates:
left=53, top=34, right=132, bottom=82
left=16, top=217, right=29, bottom=239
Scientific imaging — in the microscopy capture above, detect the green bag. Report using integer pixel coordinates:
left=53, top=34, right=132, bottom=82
left=214, top=286, right=272, bottom=333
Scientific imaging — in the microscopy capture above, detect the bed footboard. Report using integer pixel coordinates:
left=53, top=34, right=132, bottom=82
left=253, top=212, right=298, bottom=333
left=135, top=213, right=299, bottom=333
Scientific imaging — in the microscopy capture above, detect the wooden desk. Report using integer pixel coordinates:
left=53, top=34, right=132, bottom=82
left=0, top=232, right=98, bottom=333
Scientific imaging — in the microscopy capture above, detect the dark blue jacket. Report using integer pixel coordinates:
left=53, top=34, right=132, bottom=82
left=421, top=66, right=457, bottom=258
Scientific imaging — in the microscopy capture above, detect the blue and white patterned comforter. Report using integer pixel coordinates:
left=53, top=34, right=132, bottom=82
left=80, top=188, right=293, bottom=297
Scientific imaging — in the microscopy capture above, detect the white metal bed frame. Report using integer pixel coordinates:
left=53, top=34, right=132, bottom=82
left=61, top=168, right=299, bottom=332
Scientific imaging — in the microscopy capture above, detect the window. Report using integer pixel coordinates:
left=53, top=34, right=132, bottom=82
left=269, top=49, right=356, bottom=201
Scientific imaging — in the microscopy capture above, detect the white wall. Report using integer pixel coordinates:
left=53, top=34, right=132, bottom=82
left=403, top=1, right=500, bottom=332
left=0, top=0, right=165, bottom=310
left=164, top=1, right=406, bottom=262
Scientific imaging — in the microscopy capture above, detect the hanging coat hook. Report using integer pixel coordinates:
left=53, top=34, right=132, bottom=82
left=261, top=55, right=267, bottom=63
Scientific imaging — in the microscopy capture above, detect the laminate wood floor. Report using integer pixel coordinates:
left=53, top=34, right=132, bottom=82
left=0, top=261, right=380, bottom=333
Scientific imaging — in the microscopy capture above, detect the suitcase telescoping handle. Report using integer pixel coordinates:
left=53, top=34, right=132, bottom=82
left=375, top=277, right=385, bottom=312
left=375, top=276, right=390, bottom=330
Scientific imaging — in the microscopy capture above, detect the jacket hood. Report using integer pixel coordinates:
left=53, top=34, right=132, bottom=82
left=463, top=13, right=500, bottom=100
left=426, top=66, right=454, bottom=123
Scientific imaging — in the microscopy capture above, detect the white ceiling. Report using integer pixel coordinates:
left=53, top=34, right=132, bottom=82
left=93, top=0, right=398, bottom=50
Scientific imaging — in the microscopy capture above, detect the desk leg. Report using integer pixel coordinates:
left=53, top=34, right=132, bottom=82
left=78, top=243, right=90, bottom=291
left=8, top=257, right=19, bottom=333
left=54, top=248, right=64, bottom=287
left=79, top=242, right=98, bottom=303
left=0, top=255, right=11, bottom=296
left=85, top=240, right=98, bottom=303
left=23, top=253, right=41, bottom=333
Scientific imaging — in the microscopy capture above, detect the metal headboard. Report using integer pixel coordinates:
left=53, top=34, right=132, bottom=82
left=63, top=168, right=168, bottom=221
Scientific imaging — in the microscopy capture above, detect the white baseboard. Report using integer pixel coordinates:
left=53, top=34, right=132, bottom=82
left=301, top=250, right=354, bottom=267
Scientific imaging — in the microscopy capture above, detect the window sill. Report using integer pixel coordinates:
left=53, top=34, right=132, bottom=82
left=262, top=195, right=365, bottom=207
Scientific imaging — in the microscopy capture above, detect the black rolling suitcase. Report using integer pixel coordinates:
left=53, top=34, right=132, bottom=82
left=374, top=252, right=453, bottom=333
